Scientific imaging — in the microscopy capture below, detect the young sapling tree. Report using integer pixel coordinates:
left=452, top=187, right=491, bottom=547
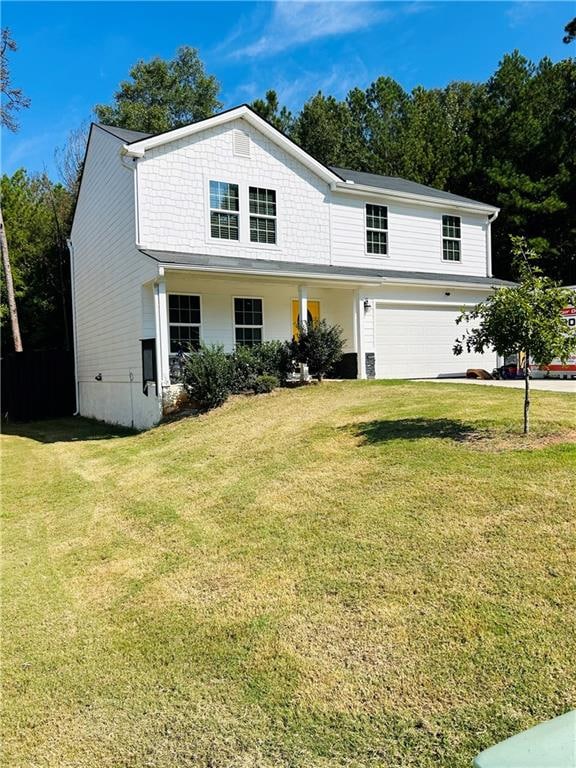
left=454, top=237, right=576, bottom=433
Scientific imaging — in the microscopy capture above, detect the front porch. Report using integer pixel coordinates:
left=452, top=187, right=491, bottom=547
left=143, top=268, right=373, bottom=394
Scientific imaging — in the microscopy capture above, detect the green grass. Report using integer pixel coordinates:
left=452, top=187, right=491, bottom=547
left=2, top=381, right=575, bottom=768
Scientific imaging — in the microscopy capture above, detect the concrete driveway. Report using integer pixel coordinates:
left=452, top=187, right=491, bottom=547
left=419, top=378, right=576, bottom=393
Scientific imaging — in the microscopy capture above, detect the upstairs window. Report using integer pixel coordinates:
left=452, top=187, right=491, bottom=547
left=442, top=215, right=461, bottom=261
left=210, top=181, right=239, bottom=240
left=168, top=294, right=201, bottom=354
left=366, top=204, right=388, bottom=255
left=234, top=297, right=263, bottom=347
left=249, top=187, right=277, bottom=245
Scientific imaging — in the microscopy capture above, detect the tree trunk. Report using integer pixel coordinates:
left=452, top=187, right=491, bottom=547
left=0, top=205, right=23, bottom=352
left=523, top=349, right=530, bottom=435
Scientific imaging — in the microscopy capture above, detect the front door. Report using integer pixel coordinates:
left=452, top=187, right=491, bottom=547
left=292, top=300, right=320, bottom=338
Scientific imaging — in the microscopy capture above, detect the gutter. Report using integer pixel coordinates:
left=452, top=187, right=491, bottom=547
left=380, top=275, right=510, bottom=291
left=157, top=261, right=509, bottom=292
left=155, top=261, right=383, bottom=285
left=66, top=238, right=80, bottom=416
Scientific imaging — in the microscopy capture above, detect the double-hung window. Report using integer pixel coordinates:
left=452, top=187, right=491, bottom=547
left=234, top=298, right=263, bottom=347
left=210, top=181, right=239, bottom=240
left=366, top=204, right=388, bottom=255
left=168, top=294, right=201, bottom=354
left=249, top=187, right=277, bottom=244
left=442, top=215, right=461, bottom=261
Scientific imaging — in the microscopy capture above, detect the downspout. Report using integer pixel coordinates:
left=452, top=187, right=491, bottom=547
left=66, top=238, right=80, bottom=415
left=486, top=210, right=499, bottom=278
left=120, top=153, right=141, bottom=248
left=153, top=266, right=170, bottom=402
left=153, top=280, right=163, bottom=401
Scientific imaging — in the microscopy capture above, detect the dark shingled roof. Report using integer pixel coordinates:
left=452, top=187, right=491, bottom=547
left=97, top=124, right=152, bottom=143
left=140, top=249, right=515, bottom=287
left=330, top=166, right=494, bottom=209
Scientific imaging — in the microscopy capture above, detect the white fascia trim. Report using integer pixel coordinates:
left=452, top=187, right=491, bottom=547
left=158, top=262, right=381, bottom=285
left=331, top=181, right=499, bottom=216
left=376, top=299, right=478, bottom=307
left=122, top=105, right=342, bottom=186
left=381, top=277, right=500, bottom=291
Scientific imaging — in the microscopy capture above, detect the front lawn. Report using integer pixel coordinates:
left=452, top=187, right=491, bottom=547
left=2, top=381, right=575, bottom=767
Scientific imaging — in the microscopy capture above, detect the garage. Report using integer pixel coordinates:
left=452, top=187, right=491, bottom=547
left=374, top=303, right=496, bottom=379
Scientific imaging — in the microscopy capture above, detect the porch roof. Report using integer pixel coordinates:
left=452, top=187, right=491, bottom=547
left=140, top=249, right=516, bottom=288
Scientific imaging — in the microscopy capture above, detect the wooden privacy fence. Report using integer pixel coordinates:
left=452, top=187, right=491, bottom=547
left=1, top=350, right=76, bottom=422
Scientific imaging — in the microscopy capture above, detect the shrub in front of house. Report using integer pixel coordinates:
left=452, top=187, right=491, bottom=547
left=252, top=374, right=280, bottom=394
left=230, top=345, right=259, bottom=393
left=292, top=319, right=345, bottom=381
left=181, top=343, right=232, bottom=411
left=252, top=340, right=296, bottom=383
left=230, top=341, right=295, bottom=391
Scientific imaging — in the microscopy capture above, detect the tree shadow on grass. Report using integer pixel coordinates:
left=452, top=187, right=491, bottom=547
left=349, top=418, right=477, bottom=445
left=1, top=417, right=137, bottom=444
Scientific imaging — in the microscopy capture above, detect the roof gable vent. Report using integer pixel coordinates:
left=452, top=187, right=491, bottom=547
left=233, top=129, right=251, bottom=158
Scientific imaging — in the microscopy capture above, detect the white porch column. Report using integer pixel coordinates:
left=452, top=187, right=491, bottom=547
left=154, top=276, right=171, bottom=389
left=298, top=285, right=308, bottom=381
left=298, top=285, right=308, bottom=331
left=354, top=289, right=366, bottom=379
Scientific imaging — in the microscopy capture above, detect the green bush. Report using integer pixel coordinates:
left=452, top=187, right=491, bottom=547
left=252, top=374, right=280, bottom=394
left=292, top=319, right=345, bottom=381
left=230, top=345, right=258, bottom=393
left=230, top=341, right=296, bottom=390
left=252, top=340, right=296, bottom=382
left=181, top=344, right=232, bottom=411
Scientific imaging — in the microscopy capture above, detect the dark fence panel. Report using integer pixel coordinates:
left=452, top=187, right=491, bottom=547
left=1, top=350, right=76, bottom=422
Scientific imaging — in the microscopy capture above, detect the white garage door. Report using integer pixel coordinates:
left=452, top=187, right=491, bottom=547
left=374, top=303, right=496, bottom=379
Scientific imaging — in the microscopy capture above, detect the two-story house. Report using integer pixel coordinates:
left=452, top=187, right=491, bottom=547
left=70, top=105, right=511, bottom=428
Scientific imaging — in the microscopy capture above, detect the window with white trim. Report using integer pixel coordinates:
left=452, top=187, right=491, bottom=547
left=442, top=215, right=461, bottom=261
left=168, top=294, right=201, bottom=354
left=249, top=187, right=277, bottom=244
left=234, top=298, right=263, bottom=347
left=210, top=181, right=239, bottom=240
left=366, top=204, right=388, bottom=255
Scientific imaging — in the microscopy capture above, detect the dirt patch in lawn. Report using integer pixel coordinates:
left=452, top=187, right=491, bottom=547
left=460, top=428, right=576, bottom=452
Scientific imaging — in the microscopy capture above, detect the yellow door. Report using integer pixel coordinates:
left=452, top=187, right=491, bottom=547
left=292, top=300, right=320, bottom=338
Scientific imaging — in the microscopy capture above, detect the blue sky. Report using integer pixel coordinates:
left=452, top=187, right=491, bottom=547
left=2, top=1, right=573, bottom=180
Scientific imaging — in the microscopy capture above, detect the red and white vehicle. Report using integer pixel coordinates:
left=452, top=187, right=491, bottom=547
left=531, top=303, right=576, bottom=379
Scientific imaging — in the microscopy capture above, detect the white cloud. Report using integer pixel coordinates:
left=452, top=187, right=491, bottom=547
left=230, top=1, right=391, bottom=59
left=506, top=1, right=544, bottom=29
left=277, top=57, right=370, bottom=105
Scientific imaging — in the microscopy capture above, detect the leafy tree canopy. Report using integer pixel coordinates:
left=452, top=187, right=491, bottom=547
left=0, top=28, right=30, bottom=132
left=250, top=90, right=294, bottom=134
left=265, top=52, right=575, bottom=284
left=94, top=46, right=222, bottom=134
left=1, top=170, right=73, bottom=350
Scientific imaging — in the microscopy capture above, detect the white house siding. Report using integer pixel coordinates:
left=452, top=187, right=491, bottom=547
left=330, top=193, right=489, bottom=277
left=141, top=283, right=156, bottom=338
left=164, top=272, right=356, bottom=354
left=70, top=126, right=160, bottom=428
left=137, top=119, right=331, bottom=265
